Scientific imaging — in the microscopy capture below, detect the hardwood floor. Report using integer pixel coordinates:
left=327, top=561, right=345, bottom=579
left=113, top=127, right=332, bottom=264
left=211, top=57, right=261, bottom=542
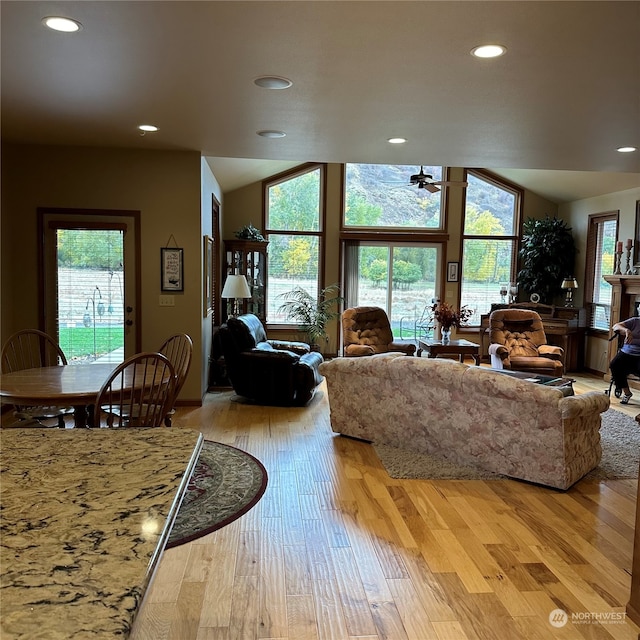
left=130, top=371, right=640, bottom=640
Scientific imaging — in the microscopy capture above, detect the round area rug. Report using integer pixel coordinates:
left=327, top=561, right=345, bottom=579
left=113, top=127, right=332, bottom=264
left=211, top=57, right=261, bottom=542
left=167, top=441, right=268, bottom=548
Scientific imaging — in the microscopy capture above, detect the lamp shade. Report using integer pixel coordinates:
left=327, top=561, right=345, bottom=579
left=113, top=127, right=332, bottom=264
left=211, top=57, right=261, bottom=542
left=561, top=277, right=578, bottom=290
left=221, top=274, right=252, bottom=299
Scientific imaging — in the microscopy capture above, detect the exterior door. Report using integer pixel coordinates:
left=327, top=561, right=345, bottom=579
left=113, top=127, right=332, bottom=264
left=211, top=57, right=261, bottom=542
left=39, top=208, right=141, bottom=363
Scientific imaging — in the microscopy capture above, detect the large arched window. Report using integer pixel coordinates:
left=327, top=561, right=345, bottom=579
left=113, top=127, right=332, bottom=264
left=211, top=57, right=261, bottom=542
left=264, top=164, right=325, bottom=324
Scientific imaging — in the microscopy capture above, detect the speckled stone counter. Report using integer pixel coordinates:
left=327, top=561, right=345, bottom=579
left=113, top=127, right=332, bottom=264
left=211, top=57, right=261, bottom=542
left=0, top=427, right=203, bottom=639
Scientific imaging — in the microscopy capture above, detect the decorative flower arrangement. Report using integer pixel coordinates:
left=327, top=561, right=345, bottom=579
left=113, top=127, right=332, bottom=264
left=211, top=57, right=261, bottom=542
left=431, top=302, right=474, bottom=330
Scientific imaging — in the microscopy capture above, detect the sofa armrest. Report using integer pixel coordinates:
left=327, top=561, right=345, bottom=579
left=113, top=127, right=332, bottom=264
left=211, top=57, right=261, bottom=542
left=241, top=349, right=299, bottom=363
left=268, top=340, right=311, bottom=356
left=539, top=344, right=564, bottom=360
left=488, top=343, right=510, bottom=369
left=388, top=341, right=416, bottom=356
left=560, top=391, right=610, bottom=419
left=488, top=343, right=508, bottom=358
left=344, top=344, right=375, bottom=357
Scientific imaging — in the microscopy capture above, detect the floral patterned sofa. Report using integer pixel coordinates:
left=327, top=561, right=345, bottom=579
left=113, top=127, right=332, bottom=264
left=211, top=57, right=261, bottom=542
left=319, top=353, right=610, bottom=490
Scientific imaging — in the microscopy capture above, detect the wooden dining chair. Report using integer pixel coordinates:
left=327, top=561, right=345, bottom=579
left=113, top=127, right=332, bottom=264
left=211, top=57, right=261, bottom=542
left=1, top=329, right=74, bottom=427
left=158, top=333, right=193, bottom=426
left=94, top=352, right=176, bottom=428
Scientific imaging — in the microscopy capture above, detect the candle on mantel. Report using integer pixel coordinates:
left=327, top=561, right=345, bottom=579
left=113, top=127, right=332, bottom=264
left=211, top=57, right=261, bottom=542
left=617, top=241, right=623, bottom=253
left=627, top=238, right=633, bottom=250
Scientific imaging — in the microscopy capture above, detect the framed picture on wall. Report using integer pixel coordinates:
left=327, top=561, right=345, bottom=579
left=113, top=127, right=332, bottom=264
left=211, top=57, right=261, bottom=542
left=161, top=247, right=184, bottom=291
left=447, top=262, right=459, bottom=282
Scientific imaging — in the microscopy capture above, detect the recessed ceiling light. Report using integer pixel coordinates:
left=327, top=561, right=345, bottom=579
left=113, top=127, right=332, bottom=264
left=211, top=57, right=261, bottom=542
left=42, top=16, right=82, bottom=33
left=138, top=124, right=158, bottom=133
left=471, top=44, right=507, bottom=58
left=254, top=76, right=293, bottom=90
left=617, top=146, right=637, bottom=153
left=388, top=138, right=407, bottom=144
left=257, top=130, right=286, bottom=138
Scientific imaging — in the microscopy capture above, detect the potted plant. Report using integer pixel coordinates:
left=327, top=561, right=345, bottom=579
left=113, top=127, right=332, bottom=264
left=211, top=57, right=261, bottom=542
left=517, top=215, right=576, bottom=305
left=277, top=284, right=344, bottom=349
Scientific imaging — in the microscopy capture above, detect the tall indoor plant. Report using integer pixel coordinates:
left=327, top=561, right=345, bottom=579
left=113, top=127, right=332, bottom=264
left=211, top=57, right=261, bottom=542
left=277, top=284, right=344, bottom=348
left=517, top=215, right=576, bottom=304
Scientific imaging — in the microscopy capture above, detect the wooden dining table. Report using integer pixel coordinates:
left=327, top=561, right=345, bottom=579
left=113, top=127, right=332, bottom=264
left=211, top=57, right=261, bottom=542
left=0, top=363, right=118, bottom=428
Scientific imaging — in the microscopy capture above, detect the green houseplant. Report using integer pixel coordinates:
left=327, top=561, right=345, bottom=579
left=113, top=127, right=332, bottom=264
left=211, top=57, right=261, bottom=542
left=517, top=215, right=576, bottom=305
left=277, top=284, right=344, bottom=348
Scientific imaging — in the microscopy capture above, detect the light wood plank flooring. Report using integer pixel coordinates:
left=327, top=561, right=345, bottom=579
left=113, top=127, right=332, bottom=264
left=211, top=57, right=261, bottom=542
left=130, top=371, right=640, bottom=640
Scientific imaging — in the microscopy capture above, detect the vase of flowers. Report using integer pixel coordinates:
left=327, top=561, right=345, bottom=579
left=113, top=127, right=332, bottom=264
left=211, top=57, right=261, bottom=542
left=432, top=302, right=474, bottom=342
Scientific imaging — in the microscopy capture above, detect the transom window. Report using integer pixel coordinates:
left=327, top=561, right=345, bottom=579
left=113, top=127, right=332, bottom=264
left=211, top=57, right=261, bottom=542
left=344, top=164, right=444, bottom=230
left=460, top=170, right=521, bottom=323
left=264, top=164, right=324, bottom=324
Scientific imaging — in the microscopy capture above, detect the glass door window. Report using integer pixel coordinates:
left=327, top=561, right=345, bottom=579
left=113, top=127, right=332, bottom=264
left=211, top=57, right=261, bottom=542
left=347, top=243, right=440, bottom=340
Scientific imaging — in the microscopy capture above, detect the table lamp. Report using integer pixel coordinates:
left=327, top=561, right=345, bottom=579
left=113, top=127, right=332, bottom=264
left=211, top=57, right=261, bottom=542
left=222, top=274, right=252, bottom=318
left=561, top=277, right=578, bottom=307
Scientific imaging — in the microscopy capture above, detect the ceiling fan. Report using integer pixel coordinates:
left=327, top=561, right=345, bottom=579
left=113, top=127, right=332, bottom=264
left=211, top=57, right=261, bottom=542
left=407, top=166, right=468, bottom=193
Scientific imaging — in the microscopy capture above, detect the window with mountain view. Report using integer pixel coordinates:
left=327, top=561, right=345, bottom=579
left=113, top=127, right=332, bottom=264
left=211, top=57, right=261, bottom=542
left=264, top=164, right=324, bottom=324
left=342, top=164, right=444, bottom=339
left=344, top=164, right=443, bottom=229
left=460, top=171, right=521, bottom=323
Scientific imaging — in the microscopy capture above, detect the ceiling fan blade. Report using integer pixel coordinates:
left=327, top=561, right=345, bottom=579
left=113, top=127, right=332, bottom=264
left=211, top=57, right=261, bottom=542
left=423, top=183, right=440, bottom=193
left=433, top=180, right=469, bottom=187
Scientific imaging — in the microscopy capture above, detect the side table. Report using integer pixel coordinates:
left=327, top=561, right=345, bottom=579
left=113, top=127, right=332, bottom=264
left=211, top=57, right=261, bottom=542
left=417, top=338, right=481, bottom=365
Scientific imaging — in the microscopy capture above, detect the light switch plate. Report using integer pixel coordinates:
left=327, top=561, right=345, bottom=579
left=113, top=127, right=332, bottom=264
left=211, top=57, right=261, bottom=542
left=159, top=295, right=175, bottom=307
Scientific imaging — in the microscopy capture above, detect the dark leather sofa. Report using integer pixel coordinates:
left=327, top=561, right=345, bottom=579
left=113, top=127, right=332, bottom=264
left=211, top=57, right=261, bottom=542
left=217, top=314, right=324, bottom=406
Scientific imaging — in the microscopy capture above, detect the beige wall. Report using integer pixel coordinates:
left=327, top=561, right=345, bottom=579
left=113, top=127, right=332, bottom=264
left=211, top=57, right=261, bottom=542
left=1, top=143, right=220, bottom=403
left=222, top=163, right=558, bottom=351
left=560, top=186, right=640, bottom=373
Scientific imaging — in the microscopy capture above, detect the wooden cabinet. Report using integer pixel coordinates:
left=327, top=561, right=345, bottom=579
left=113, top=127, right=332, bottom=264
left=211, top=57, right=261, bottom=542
left=223, top=240, right=268, bottom=323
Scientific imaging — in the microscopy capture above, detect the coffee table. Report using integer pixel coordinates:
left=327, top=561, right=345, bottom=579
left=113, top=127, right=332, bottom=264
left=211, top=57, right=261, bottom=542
left=489, top=368, right=575, bottom=396
left=417, top=338, right=481, bottom=365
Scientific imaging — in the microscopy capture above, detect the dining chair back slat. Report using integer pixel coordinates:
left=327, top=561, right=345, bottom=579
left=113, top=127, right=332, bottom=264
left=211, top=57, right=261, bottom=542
left=95, top=352, right=176, bottom=428
left=1, top=329, right=68, bottom=372
left=1, top=329, right=72, bottom=427
left=158, top=333, right=193, bottom=426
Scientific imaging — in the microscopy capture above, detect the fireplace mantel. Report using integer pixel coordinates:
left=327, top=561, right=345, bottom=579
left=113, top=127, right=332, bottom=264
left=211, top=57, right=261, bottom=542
left=603, top=275, right=640, bottom=383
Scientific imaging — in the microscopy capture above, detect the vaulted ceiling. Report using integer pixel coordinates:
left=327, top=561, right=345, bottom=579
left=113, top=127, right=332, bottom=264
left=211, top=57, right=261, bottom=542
left=2, top=1, right=638, bottom=202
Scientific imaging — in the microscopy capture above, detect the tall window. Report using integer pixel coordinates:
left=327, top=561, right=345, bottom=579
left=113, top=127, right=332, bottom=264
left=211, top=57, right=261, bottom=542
left=460, top=171, right=521, bottom=322
left=585, top=212, right=618, bottom=330
left=264, top=164, right=324, bottom=323
left=343, top=163, right=446, bottom=339
left=344, top=164, right=443, bottom=229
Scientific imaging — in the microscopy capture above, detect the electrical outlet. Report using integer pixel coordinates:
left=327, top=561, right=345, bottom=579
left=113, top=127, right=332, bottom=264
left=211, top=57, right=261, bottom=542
left=159, top=295, right=175, bottom=307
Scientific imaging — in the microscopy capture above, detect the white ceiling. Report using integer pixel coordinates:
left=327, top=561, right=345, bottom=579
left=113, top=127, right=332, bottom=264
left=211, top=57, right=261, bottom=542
left=2, top=1, right=639, bottom=203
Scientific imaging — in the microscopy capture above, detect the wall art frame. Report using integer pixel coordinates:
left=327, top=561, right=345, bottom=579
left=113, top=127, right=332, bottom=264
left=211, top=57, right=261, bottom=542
left=161, top=247, right=184, bottom=292
left=447, top=261, right=459, bottom=282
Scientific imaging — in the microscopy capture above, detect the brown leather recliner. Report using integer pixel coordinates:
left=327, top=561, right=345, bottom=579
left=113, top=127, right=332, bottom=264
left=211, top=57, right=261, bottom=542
left=488, top=309, right=564, bottom=375
left=217, top=313, right=324, bottom=406
left=342, top=306, right=416, bottom=357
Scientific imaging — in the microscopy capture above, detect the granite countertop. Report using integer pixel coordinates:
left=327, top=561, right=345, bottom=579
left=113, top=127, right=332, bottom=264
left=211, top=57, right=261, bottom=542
left=0, top=427, right=203, bottom=639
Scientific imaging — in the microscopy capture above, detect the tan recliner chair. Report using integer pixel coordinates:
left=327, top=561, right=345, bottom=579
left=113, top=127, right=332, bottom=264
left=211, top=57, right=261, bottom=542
left=488, top=308, right=564, bottom=375
left=342, top=306, right=416, bottom=357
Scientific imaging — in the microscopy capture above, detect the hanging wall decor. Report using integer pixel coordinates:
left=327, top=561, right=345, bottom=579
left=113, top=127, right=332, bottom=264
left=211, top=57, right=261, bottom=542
left=161, top=247, right=184, bottom=292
